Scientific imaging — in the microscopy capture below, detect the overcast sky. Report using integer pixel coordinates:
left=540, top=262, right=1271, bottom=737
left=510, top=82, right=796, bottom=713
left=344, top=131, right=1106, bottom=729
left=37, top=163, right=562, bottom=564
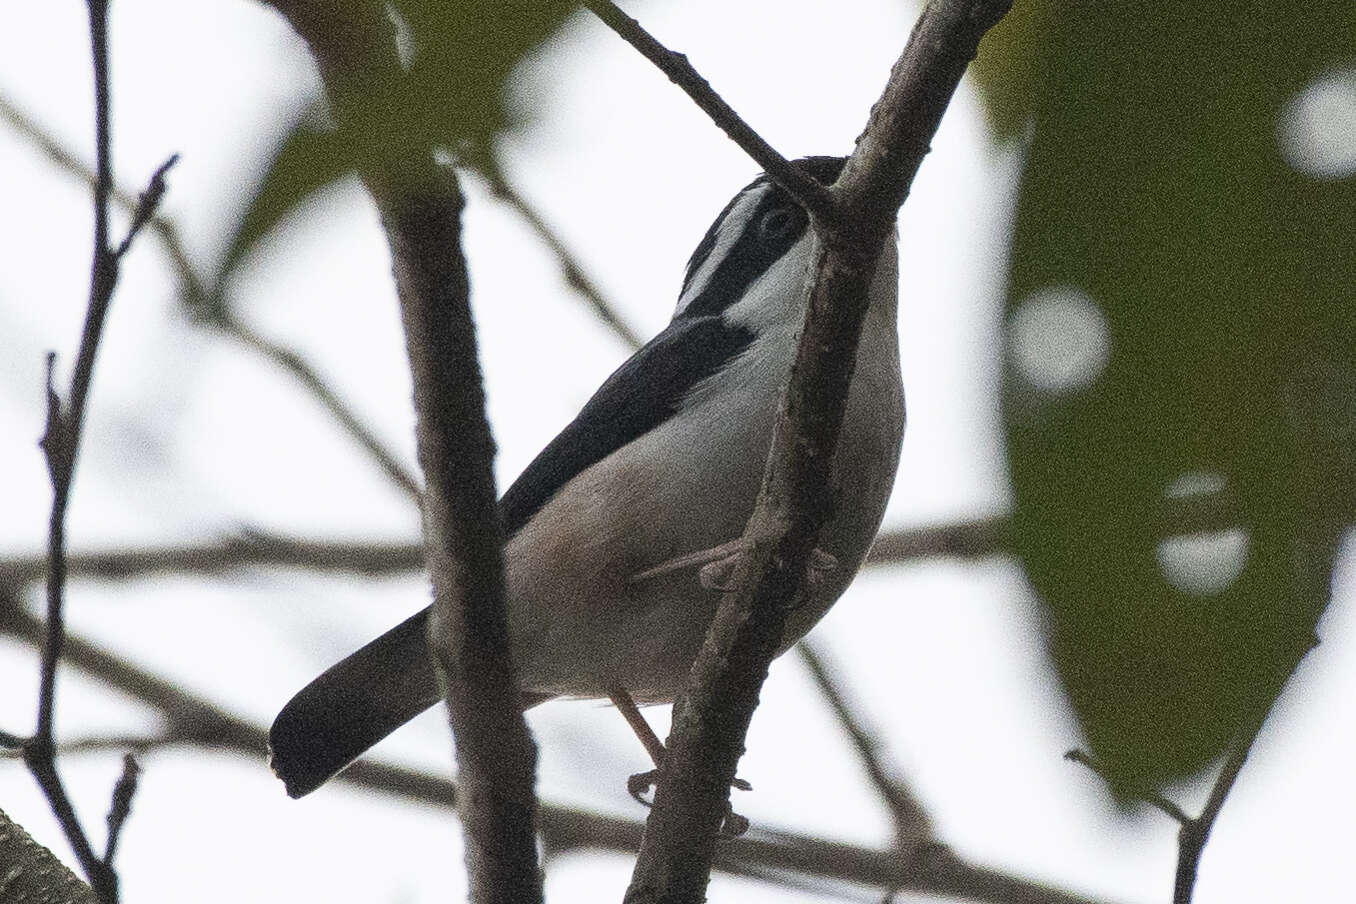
left=1, top=2, right=1353, bottom=902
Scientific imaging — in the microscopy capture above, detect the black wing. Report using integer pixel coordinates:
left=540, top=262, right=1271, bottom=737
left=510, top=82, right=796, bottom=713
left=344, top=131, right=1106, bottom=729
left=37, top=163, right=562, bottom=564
left=499, top=314, right=754, bottom=536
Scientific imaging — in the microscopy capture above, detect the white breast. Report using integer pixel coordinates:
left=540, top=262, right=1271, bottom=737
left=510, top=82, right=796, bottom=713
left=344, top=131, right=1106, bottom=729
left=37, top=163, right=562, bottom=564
left=504, top=237, right=904, bottom=700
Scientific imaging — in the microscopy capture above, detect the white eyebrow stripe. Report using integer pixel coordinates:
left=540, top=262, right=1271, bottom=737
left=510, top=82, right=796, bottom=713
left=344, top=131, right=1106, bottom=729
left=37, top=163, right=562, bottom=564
left=674, top=184, right=773, bottom=317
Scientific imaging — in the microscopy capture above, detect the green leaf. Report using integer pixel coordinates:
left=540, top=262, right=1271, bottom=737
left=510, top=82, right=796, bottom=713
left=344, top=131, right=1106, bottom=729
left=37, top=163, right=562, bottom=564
left=970, top=0, right=1057, bottom=139
left=1001, top=0, right=1356, bottom=793
left=395, top=0, right=578, bottom=144
left=209, top=2, right=584, bottom=310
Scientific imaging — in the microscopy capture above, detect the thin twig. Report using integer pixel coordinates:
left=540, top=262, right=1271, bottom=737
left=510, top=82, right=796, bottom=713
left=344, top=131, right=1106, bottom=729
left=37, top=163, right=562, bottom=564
left=1169, top=670, right=1306, bottom=904
left=0, top=588, right=1122, bottom=904
left=797, top=641, right=933, bottom=849
left=18, top=4, right=178, bottom=898
left=211, top=311, right=424, bottom=502
left=472, top=153, right=645, bottom=350
left=102, top=754, right=140, bottom=865
left=113, top=156, right=179, bottom=258
left=0, top=734, right=167, bottom=759
left=581, top=0, right=834, bottom=223
left=0, top=89, right=423, bottom=506
left=0, top=532, right=425, bottom=583
left=0, top=490, right=1262, bottom=586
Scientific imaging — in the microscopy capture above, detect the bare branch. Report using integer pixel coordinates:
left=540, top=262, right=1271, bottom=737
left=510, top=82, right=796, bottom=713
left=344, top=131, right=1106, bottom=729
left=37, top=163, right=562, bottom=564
left=0, top=588, right=1121, bottom=904
left=0, top=483, right=1264, bottom=588
left=471, top=152, right=645, bottom=350
left=0, top=807, right=98, bottom=904
left=102, top=754, right=140, bottom=866
left=0, top=532, right=424, bottom=584
left=112, top=155, right=178, bottom=258
left=0, top=735, right=168, bottom=760
left=624, top=0, right=1011, bottom=898
left=797, top=641, right=932, bottom=850
left=261, top=2, right=542, bottom=900
left=581, top=0, right=833, bottom=221
left=14, top=4, right=176, bottom=898
left=0, top=88, right=423, bottom=505
left=209, top=312, right=424, bottom=503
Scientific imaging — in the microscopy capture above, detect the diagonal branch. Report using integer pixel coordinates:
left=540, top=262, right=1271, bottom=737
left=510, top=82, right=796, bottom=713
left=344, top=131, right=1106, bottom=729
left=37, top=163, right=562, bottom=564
left=797, top=641, right=933, bottom=850
left=470, top=151, right=645, bottom=350
left=0, top=89, right=422, bottom=505
left=581, top=0, right=833, bottom=221
left=0, top=807, right=98, bottom=904
left=621, top=0, right=1012, bottom=900
left=209, top=310, right=424, bottom=503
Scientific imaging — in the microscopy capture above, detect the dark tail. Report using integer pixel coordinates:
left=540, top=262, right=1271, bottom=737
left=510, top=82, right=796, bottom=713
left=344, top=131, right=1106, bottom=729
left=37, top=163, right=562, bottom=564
left=269, top=609, right=441, bottom=798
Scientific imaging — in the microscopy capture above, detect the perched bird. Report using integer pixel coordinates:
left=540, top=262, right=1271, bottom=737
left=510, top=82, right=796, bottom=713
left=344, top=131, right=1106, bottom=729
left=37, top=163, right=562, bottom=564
left=269, top=156, right=905, bottom=798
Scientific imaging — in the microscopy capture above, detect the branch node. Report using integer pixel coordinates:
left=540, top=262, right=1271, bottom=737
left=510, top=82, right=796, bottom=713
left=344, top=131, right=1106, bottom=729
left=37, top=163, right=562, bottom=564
left=114, top=153, right=180, bottom=259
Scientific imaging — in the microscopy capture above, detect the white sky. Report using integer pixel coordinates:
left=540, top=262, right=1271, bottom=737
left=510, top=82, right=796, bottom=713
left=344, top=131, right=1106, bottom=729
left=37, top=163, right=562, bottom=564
left=1, top=1, right=1353, bottom=902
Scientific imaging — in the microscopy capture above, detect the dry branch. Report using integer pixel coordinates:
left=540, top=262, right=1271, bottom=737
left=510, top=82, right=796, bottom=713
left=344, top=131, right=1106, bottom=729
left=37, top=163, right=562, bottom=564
left=797, top=641, right=932, bottom=850
left=260, top=2, right=542, bottom=900
left=0, top=807, right=98, bottom=904
left=5, top=3, right=178, bottom=898
left=0, top=587, right=1120, bottom=904
left=616, top=0, right=1012, bottom=899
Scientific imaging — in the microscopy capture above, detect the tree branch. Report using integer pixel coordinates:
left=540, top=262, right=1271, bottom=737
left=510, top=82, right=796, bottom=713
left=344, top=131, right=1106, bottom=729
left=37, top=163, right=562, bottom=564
left=581, top=0, right=833, bottom=221
left=0, top=485, right=1262, bottom=587
left=0, top=807, right=98, bottom=904
left=259, top=2, right=541, bottom=900
left=9, top=3, right=179, bottom=898
left=1063, top=749, right=1191, bottom=827
left=0, top=586, right=1121, bottom=904
left=621, top=1, right=1011, bottom=899
left=470, top=151, right=645, bottom=350
left=102, top=754, right=140, bottom=866
left=209, top=310, right=424, bottom=503
left=797, top=641, right=932, bottom=850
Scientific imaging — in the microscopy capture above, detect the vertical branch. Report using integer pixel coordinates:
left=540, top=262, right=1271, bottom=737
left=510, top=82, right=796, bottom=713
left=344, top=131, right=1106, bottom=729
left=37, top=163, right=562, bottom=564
left=382, top=179, right=542, bottom=904
left=14, top=1, right=177, bottom=900
left=260, top=3, right=541, bottom=900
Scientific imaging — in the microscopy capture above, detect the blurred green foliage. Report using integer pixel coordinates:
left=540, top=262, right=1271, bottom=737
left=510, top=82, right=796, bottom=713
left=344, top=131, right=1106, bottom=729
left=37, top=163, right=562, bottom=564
left=218, top=0, right=576, bottom=293
left=978, top=1, right=1356, bottom=793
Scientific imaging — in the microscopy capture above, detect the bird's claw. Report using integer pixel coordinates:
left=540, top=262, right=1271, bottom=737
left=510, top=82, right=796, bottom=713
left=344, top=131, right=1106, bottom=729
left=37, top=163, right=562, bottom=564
left=626, top=767, right=752, bottom=838
left=631, top=540, right=839, bottom=594
left=700, top=547, right=839, bottom=592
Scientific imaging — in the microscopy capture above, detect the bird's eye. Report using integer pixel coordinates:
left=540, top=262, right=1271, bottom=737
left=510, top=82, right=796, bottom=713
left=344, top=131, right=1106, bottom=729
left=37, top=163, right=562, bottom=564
left=757, top=207, right=800, bottom=243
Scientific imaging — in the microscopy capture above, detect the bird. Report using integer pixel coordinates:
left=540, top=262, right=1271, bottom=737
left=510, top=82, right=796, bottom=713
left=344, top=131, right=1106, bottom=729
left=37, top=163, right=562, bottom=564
left=268, top=155, right=905, bottom=798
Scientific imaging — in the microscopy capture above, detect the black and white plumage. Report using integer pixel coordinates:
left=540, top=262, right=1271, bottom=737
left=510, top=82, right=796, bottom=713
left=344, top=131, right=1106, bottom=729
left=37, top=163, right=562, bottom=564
left=269, top=157, right=905, bottom=798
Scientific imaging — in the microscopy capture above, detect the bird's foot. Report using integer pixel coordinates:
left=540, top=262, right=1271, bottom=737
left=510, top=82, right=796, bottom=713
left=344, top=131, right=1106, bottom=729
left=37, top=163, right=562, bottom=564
left=626, top=767, right=753, bottom=838
left=700, top=546, right=839, bottom=593
left=627, top=538, right=752, bottom=585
